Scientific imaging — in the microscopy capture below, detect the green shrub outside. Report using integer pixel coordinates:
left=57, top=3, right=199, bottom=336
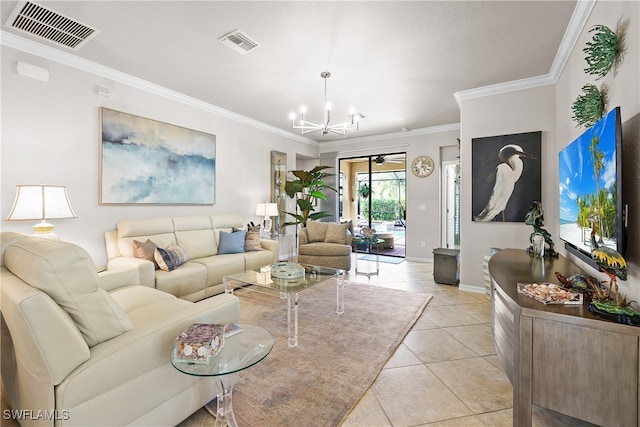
left=360, top=199, right=402, bottom=222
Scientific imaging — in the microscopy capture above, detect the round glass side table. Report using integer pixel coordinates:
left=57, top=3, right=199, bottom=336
left=171, top=323, right=274, bottom=426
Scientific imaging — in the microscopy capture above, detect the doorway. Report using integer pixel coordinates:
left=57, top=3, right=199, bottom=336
left=441, top=160, right=460, bottom=249
left=339, top=153, right=406, bottom=258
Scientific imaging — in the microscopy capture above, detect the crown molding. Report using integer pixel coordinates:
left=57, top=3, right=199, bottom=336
left=454, top=0, right=596, bottom=107
left=321, top=123, right=461, bottom=149
left=1, top=30, right=317, bottom=147
left=453, top=74, right=555, bottom=106
left=3, top=0, right=596, bottom=148
left=548, top=0, right=596, bottom=80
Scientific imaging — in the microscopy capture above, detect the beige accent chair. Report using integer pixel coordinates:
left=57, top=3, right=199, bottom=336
left=1, top=232, right=240, bottom=426
left=297, top=221, right=352, bottom=271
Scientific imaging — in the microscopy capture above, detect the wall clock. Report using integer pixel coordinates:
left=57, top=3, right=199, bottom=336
left=411, top=155, right=434, bottom=178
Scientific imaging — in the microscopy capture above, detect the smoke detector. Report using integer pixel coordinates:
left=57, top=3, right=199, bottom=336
left=5, top=1, right=100, bottom=50
left=218, top=29, right=259, bottom=55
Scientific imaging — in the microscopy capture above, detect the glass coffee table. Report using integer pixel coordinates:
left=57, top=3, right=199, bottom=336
left=224, top=264, right=345, bottom=348
left=171, top=323, right=274, bottom=427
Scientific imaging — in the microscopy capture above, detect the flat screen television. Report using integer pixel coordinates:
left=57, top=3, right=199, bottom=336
left=558, top=106, right=626, bottom=268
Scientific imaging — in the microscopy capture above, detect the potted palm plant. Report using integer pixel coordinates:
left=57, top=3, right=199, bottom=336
left=284, top=165, right=337, bottom=228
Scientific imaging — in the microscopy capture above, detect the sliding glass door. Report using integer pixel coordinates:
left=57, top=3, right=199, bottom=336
left=339, top=153, right=406, bottom=258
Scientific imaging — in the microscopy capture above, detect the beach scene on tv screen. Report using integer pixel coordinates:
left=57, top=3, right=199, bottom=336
left=559, top=109, right=618, bottom=254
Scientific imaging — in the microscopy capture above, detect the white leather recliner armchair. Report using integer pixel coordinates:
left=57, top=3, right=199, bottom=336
left=1, top=232, right=240, bottom=426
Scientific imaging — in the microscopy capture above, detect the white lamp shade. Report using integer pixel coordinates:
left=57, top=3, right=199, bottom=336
left=6, top=185, right=76, bottom=220
left=256, top=203, right=278, bottom=217
left=265, top=203, right=279, bottom=216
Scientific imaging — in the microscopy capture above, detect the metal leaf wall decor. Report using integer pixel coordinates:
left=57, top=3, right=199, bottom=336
left=583, top=19, right=628, bottom=79
left=571, top=83, right=607, bottom=128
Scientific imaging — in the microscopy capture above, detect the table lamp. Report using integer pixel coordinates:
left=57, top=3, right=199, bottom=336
left=256, top=202, right=279, bottom=237
left=6, top=184, right=77, bottom=239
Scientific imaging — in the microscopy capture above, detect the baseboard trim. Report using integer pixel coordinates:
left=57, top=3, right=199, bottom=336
left=406, top=257, right=432, bottom=263
left=459, top=284, right=485, bottom=294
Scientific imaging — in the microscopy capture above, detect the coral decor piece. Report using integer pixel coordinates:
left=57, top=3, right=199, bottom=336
left=554, top=272, right=608, bottom=301
left=361, top=227, right=375, bottom=240
left=571, top=84, right=607, bottom=128
left=583, top=22, right=627, bottom=79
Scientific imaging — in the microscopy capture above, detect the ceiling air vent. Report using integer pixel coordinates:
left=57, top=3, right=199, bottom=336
left=5, top=1, right=100, bottom=50
left=218, top=29, right=259, bottom=55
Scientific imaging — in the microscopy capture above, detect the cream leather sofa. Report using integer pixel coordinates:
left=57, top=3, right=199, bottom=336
left=0, top=232, right=241, bottom=426
left=105, top=215, right=278, bottom=301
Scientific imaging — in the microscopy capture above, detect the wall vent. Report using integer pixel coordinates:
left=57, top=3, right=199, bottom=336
left=218, top=29, right=259, bottom=55
left=5, top=1, right=100, bottom=50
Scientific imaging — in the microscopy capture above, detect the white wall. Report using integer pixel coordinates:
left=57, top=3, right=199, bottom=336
left=555, top=1, right=640, bottom=303
left=1, top=46, right=317, bottom=264
left=459, top=86, right=556, bottom=289
left=459, top=0, right=640, bottom=297
left=4, top=0, right=636, bottom=293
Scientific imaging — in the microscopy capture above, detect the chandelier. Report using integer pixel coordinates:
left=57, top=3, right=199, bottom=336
left=289, top=71, right=364, bottom=136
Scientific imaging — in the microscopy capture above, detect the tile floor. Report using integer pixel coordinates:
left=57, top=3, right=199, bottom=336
left=341, top=256, right=597, bottom=427
left=0, top=256, right=597, bottom=427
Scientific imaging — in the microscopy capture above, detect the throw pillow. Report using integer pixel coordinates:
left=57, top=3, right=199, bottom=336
left=325, top=222, right=350, bottom=244
left=155, top=244, right=188, bottom=272
left=306, top=221, right=328, bottom=242
left=343, top=220, right=354, bottom=236
left=244, top=226, right=263, bottom=252
left=133, top=239, right=159, bottom=269
left=218, top=230, right=247, bottom=254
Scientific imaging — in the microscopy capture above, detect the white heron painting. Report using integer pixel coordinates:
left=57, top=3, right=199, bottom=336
left=472, top=131, right=541, bottom=222
left=100, top=108, right=216, bottom=205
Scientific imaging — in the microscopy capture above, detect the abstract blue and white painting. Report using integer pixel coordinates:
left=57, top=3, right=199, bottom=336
left=99, top=108, right=215, bottom=204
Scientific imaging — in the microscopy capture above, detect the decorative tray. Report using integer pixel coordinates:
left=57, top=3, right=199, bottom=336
left=517, top=282, right=583, bottom=305
left=270, top=262, right=305, bottom=279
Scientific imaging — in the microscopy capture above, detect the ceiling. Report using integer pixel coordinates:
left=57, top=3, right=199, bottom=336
left=1, top=1, right=578, bottom=143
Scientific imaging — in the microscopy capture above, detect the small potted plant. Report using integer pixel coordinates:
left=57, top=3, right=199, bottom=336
left=358, top=183, right=371, bottom=199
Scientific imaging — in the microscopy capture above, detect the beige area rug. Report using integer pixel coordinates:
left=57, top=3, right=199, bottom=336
left=179, top=279, right=431, bottom=427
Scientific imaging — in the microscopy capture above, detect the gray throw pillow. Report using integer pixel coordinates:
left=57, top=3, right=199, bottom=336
left=325, top=222, right=350, bottom=244
left=306, top=221, right=328, bottom=242
left=244, top=226, right=263, bottom=251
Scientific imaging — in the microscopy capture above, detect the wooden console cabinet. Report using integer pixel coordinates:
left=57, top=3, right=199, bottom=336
left=489, top=249, right=639, bottom=426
